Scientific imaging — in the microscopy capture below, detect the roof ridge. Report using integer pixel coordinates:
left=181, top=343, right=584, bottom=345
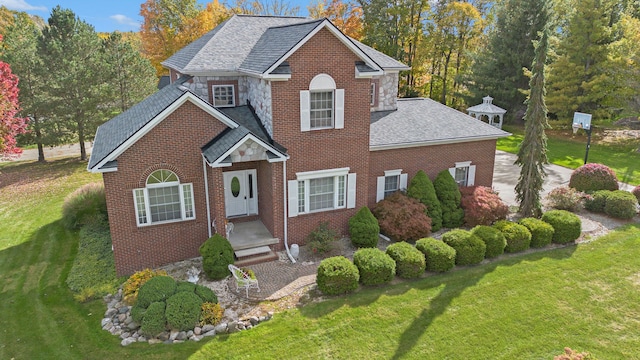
left=266, top=17, right=323, bottom=30
left=235, top=14, right=307, bottom=19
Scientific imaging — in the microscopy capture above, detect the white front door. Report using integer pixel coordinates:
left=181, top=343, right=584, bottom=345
left=223, top=170, right=258, bottom=217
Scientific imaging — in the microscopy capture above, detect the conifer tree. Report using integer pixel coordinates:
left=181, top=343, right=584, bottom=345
left=433, top=170, right=464, bottom=228
left=407, top=170, right=443, bottom=231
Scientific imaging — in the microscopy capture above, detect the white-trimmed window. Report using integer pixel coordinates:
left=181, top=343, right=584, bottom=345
left=288, top=168, right=356, bottom=217
left=370, top=82, right=376, bottom=106
left=376, top=169, right=408, bottom=202
left=212, top=85, right=235, bottom=107
left=133, top=169, right=195, bottom=226
left=448, top=161, right=476, bottom=187
left=300, top=74, right=344, bottom=131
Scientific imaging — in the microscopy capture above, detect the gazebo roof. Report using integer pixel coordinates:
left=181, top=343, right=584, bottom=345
left=467, top=96, right=506, bottom=115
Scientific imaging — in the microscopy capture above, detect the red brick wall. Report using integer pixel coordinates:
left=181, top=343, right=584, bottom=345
left=367, top=140, right=498, bottom=207
left=103, top=101, right=228, bottom=276
left=271, top=27, right=371, bottom=245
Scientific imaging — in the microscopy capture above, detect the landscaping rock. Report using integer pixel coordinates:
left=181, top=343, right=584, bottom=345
left=191, top=335, right=203, bottom=342
left=176, top=331, right=187, bottom=341
left=169, top=331, right=179, bottom=341
left=214, top=323, right=227, bottom=333
left=202, top=324, right=215, bottom=333
left=203, top=330, right=216, bottom=337
left=249, top=316, right=259, bottom=326
left=148, top=339, right=163, bottom=345
left=194, top=326, right=202, bottom=335
left=121, top=338, right=136, bottom=347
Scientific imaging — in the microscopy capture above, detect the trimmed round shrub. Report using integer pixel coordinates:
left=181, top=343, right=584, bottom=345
left=460, top=186, right=509, bottom=227
left=471, top=225, right=506, bottom=258
left=372, top=192, right=432, bottom=242
left=136, top=276, right=177, bottom=308
left=434, top=170, right=464, bottom=228
left=130, top=303, right=146, bottom=324
left=415, top=237, right=456, bottom=272
left=442, top=229, right=486, bottom=266
left=349, top=206, right=380, bottom=248
left=165, top=291, right=203, bottom=331
left=176, top=281, right=196, bottom=293
left=61, top=182, right=107, bottom=230
left=518, top=218, right=554, bottom=248
left=569, top=163, right=619, bottom=192
left=493, top=221, right=531, bottom=253
left=195, top=284, right=217, bottom=303
left=353, top=248, right=396, bottom=285
left=545, top=186, right=584, bottom=212
left=584, top=190, right=611, bottom=213
left=407, top=170, right=443, bottom=231
left=140, top=301, right=166, bottom=337
left=632, top=185, right=640, bottom=204
left=541, top=210, right=581, bottom=244
left=385, top=242, right=426, bottom=279
left=604, top=190, right=637, bottom=219
left=316, top=256, right=359, bottom=295
left=199, top=234, right=235, bottom=280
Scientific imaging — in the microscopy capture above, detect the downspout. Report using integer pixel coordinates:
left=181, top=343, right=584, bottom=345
left=282, top=160, right=295, bottom=263
left=202, top=155, right=212, bottom=238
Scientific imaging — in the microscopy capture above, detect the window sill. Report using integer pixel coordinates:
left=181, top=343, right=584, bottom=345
left=137, top=217, right=195, bottom=228
left=298, top=206, right=347, bottom=216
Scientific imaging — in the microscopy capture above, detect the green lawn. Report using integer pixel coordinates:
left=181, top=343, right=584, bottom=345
left=1, top=158, right=639, bottom=359
left=497, top=126, right=640, bottom=185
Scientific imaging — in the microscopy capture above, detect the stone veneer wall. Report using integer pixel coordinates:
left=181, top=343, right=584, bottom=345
left=372, top=72, right=399, bottom=111
left=187, top=76, right=248, bottom=105
left=228, top=139, right=269, bottom=163
left=246, top=77, right=273, bottom=137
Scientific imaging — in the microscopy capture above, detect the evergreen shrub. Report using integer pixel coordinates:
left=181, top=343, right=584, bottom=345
left=136, top=276, right=177, bottom=308
left=569, top=163, right=618, bottom=192
left=176, top=281, right=196, bottom=293
left=604, top=190, right=637, bottom=219
left=407, top=170, right=443, bottom=231
left=353, top=248, right=395, bottom=285
left=165, top=291, right=203, bottom=331
left=122, top=268, right=168, bottom=305
left=200, top=302, right=224, bottom=326
left=316, top=256, right=359, bottom=295
left=195, top=284, right=217, bottom=303
left=471, top=225, right=506, bottom=258
left=584, top=190, right=611, bottom=213
left=372, top=192, right=432, bottom=242
left=433, top=170, right=464, bottom=228
left=541, top=210, right=581, bottom=244
left=385, top=242, right=426, bottom=279
left=349, top=207, right=380, bottom=248
left=519, top=217, right=554, bottom=248
left=415, top=237, right=456, bottom=272
left=460, top=186, right=508, bottom=226
left=306, top=222, right=339, bottom=254
left=199, top=234, right=235, bottom=280
left=140, top=301, right=166, bottom=337
left=493, top=220, right=531, bottom=253
left=442, top=229, right=486, bottom=266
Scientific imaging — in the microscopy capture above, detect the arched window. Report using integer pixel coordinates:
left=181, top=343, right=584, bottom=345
left=133, top=169, right=195, bottom=226
left=300, top=74, right=344, bottom=131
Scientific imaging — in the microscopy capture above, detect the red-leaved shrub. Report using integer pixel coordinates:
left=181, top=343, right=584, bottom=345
left=372, top=192, right=432, bottom=242
left=569, top=163, right=619, bottom=192
left=460, top=186, right=509, bottom=226
left=632, top=185, right=640, bottom=205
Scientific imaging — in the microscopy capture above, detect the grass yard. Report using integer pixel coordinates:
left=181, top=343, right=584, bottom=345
left=1, top=158, right=639, bottom=359
left=497, top=126, right=640, bottom=185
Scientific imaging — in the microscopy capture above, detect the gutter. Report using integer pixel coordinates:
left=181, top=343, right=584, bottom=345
left=202, top=155, right=212, bottom=238
left=282, top=160, right=295, bottom=263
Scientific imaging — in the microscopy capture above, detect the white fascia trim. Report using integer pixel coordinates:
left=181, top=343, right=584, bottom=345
left=355, top=68, right=384, bottom=79
left=261, top=74, right=291, bottom=81
left=208, top=133, right=288, bottom=168
left=94, top=92, right=240, bottom=171
left=88, top=166, right=118, bottom=174
left=369, top=134, right=512, bottom=151
left=384, top=169, right=402, bottom=176
left=296, top=167, right=350, bottom=181
left=264, top=20, right=382, bottom=77
left=182, top=70, right=244, bottom=77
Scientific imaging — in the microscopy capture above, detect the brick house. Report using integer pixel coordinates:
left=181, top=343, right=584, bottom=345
left=88, top=15, right=509, bottom=275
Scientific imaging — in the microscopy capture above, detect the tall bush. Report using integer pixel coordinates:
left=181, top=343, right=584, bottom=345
left=471, top=225, right=506, bottom=258
left=568, top=163, right=618, bottom=192
left=385, top=242, right=426, bottom=279
left=460, top=186, right=509, bottom=226
left=61, top=182, right=108, bottom=230
left=434, top=170, right=464, bottom=228
left=442, top=229, right=486, bottom=266
left=415, top=237, right=456, bottom=272
left=349, top=207, right=380, bottom=248
left=407, top=170, right=443, bottom=231
left=316, top=256, right=359, bottom=295
left=353, top=248, right=395, bottom=285
left=541, top=210, right=581, bottom=244
left=372, top=192, right=432, bottom=242
left=199, top=234, right=235, bottom=280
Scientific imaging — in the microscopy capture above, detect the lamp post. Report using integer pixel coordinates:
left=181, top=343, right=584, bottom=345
left=583, top=126, right=593, bottom=164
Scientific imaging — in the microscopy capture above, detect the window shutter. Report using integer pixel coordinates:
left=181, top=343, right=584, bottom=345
left=347, top=173, right=356, bottom=209
left=335, top=89, right=345, bottom=129
left=288, top=180, right=298, bottom=217
left=300, top=90, right=310, bottom=132
left=467, top=165, right=476, bottom=186
left=399, top=173, right=408, bottom=190
left=376, top=176, right=385, bottom=202
left=448, top=167, right=456, bottom=178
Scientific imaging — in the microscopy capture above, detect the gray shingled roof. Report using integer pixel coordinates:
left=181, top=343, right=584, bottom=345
left=88, top=77, right=194, bottom=170
left=370, top=98, right=510, bottom=148
left=239, top=19, right=323, bottom=74
left=162, top=15, right=408, bottom=74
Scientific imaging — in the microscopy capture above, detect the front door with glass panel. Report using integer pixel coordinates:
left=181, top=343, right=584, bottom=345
left=223, top=170, right=257, bottom=217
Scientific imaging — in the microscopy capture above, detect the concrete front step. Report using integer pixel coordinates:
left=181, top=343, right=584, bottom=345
left=234, top=251, right=278, bottom=267
left=235, top=245, right=272, bottom=258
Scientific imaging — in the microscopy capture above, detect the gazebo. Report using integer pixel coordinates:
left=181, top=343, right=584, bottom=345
left=467, top=96, right=507, bottom=129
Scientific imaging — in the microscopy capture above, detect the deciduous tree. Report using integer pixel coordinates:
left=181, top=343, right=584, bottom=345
left=0, top=42, right=27, bottom=157
left=309, top=0, right=363, bottom=40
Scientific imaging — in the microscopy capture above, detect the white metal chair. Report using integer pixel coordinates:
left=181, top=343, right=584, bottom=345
left=228, top=264, right=260, bottom=298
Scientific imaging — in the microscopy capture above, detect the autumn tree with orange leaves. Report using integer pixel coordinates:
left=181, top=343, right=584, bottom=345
left=308, top=0, right=363, bottom=40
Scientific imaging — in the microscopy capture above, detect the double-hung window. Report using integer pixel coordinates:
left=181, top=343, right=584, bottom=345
left=212, top=85, right=235, bottom=107
left=288, top=168, right=356, bottom=217
left=310, top=91, right=334, bottom=128
left=133, top=169, right=195, bottom=226
left=448, top=161, right=476, bottom=187
left=376, top=169, right=407, bottom=202
left=300, top=73, right=344, bottom=131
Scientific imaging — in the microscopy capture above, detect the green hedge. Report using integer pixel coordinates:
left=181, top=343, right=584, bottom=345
left=470, top=225, right=506, bottom=258
left=316, top=256, right=359, bottom=295
left=385, top=242, right=426, bottom=279
left=518, top=218, right=554, bottom=248
left=584, top=190, right=611, bottom=213
left=442, top=229, right=486, bottom=266
left=415, top=237, right=456, bottom=273
left=195, top=284, right=217, bottom=303
left=604, top=190, right=637, bottom=219
left=349, top=206, right=380, bottom=248
left=199, top=234, right=235, bottom=280
left=353, top=248, right=395, bottom=286
left=165, top=291, right=203, bottom=331
left=541, top=210, right=581, bottom=244
left=494, top=221, right=531, bottom=253
left=136, top=276, right=177, bottom=308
